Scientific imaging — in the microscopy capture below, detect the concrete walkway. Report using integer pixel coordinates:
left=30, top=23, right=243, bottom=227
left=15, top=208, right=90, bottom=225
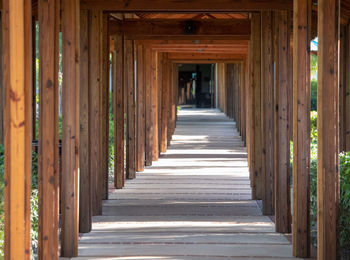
left=76, top=108, right=301, bottom=260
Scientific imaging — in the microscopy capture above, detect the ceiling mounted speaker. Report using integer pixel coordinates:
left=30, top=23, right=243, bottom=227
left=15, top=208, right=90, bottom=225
left=185, top=21, right=196, bottom=34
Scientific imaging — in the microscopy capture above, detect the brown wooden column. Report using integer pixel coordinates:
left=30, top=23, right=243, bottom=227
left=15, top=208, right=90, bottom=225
left=0, top=13, right=3, bottom=146
left=79, top=9, right=92, bottom=233
left=125, top=39, right=136, bottom=179
left=32, top=18, right=37, bottom=141
left=167, top=61, right=174, bottom=144
left=343, top=24, right=350, bottom=152
left=3, top=0, right=32, bottom=258
left=101, top=13, right=110, bottom=199
left=136, top=44, right=145, bottom=172
left=157, top=53, right=163, bottom=156
left=317, top=1, right=339, bottom=259
left=112, top=34, right=125, bottom=188
left=261, top=10, right=274, bottom=216
left=339, top=25, right=346, bottom=152
left=174, top=64, right=179, bottom=126
left=292, top=0, right=311, bottom=257
left=152, top=50, right=159, bottom=161
left=226, top=64, right=234, bottom=119
left=61, top=0, right=80, bottom=256
left=38, top=0, right=60, bottom=257
left=240, top=61, right=247, bottom=145
left=275, top=10, right=292, bottom=233
left=145, top=48, right=154, bottom=165
left=249, top=13, right=262, bottom=200
left=160, top=54, right=169, bottom=153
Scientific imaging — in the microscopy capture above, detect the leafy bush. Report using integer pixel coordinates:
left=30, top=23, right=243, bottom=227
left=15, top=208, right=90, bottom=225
left=311, top=80, right=317, bottom=111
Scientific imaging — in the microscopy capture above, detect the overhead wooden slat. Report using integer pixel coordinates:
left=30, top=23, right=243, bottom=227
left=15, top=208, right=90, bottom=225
left=168, top=53, right=246, bottom=61
left=81, top=0, right=293, bottom=11
left=3, top=0, right=32, bottom=258
left=110, top=19, right=251, bottom=37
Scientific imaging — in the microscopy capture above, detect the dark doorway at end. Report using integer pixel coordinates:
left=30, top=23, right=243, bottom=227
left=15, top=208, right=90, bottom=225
left=178, top=64, right=215, bottom=108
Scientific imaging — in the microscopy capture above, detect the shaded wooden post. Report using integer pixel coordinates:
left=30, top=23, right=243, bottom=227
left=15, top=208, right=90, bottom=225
left=38, top=0, right=60, bottom=257
left=317, top=0, right=339, bottom=259
left=136, top=44, right=145, bottom=172
left=32, top=18, right=37, bottom=141
left=157, top=53, right=163, bottom=156
left=61, top=0, right=80, bottom=256
left=339, top=25, right=346, bottom=152
left=345, top=24, right=350, bottom=151
left=292, top=0, right=311, bottom=257
left=226, top=64, right=234, bottom=119
left=152, top=50, right=159, bottom=161
left=167, top=61, right=174, bottom=145
left=112, top=34, right=125, bottom=189
left=79, top=9, right=92, bottom=233
left=125, top=39, right=136, bottom=179
left=160, top=54, right=169, bottom=153
left=3, top=0, right=32, bottom=258
left=261, top=10, right=274, bottom=216
left=0, top=13, right=3, bottom=146
left=145, top=48, right=154, bottom=165
left=240, top=61, right=247, bottom=145
left=101, top=13, right=110, bottom=199
left=174, top=64, right=179, bottom=129
left=274, top=10, right=292, bottom=233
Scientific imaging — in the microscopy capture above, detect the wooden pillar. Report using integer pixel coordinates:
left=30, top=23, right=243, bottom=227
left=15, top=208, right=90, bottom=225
left=167, top=62, right=173, bottom=144
left=38, top=0, right=60, bottom=257
left=344, top=24, right=350, bottom=151
left=32, top=18, right=37, bottom=141
left=79, top=9, right=92, bottom=233
left=249, top=13, right=262, bottom=200
left=226, top=64, right=234, bottom=119
left=261, top=10, right=274, bottom=216
left=3, top=0, right=32, bottom=258
left=0, top=13, right=3, bottom=146
left=145, top=48, right=153, bottom=165
left=136, top=44, right=145, bottom=172
left=240, top=61, right=247, bottom=145
left=339, top=25, right=345, bottom=152
left=101, top=13, right=110, bottom=199
left=112, top=34, right=125, bottom=189
left=275, top=10, right=292, bottom=233
left=125, top=39, right=136, bottom=179
left=292, top=0, right=311, bottom=257
left=317, top=0, right=339, bottom=259
left=160, top=54, right=169, bottom=153
left=152, top=50, right=159, bottom=161
left=61, top=0, right=79, bottom=256
left=157, top=53, right=163, bottom=155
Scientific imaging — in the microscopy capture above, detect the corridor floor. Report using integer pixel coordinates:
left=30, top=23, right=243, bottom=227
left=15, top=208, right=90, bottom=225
left=76, top=108, right=302, bottom=260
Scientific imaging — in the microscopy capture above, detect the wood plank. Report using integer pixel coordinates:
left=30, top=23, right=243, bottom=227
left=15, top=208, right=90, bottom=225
left=345, top=24, right=350, bottom=151
left=112, top=34, right=125, bottom=189
left=260, top=10, right=274, bottom=216
left=317, top=0, right=339, bottom=259
left=125, top=39, right=136, bottom=179
left=152, top=50, right=159, bottom=161
left=292, top=0, right=311, bottom=257
left=225, top=64, right=234, bottom=119
left=274, top=10, right=291, bottom=233
left=89, top=10, right=102, bottom=215
left=61, top=0, right=80, bottom=256
left=168, top=53, right=246, bottom=62
left=38, top=0, right=60, bottom=257
left=339, top=25, right=345, bottom=152
left=136, top=44, right=145, bottom=172
left=145, top=48, right=154, bottom=166
left=167, top=61, right=173, bottom=145
left=0, top=13, right=4, bottom=145
left=79, top=9, right=92, bottom=234
left=160, top=54, right=169, bottom=153
left=3, top=0, right=32, bottom=258
left=157, top=53, right=163, bottom=156
left=81, top=0, right=293, bottom=11
left=101, top=13, right=110, bottom=199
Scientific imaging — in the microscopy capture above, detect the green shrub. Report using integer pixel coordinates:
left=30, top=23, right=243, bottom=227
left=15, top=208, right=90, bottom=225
left=339, top=152, right=350, bottom=250
left=311, top=80, right=317, bottom=111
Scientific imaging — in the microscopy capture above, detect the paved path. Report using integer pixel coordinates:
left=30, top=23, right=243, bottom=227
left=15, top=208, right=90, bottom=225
left=75, top=108, right=301, bottom=260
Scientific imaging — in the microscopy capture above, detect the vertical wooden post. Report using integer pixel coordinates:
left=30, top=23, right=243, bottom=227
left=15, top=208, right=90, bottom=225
left=174, top=64, right=179, bottom=128
left=0, top=13, right=3, bottom=146
left=261, top=10, right=274, bottom=216
left=167, top=61, right=173, bottom=144
left=275, top=10, right=292, bottom=233
left=125, top=39, right=136, bottom=179
left=38, top=0, right=60, bottom=257
left=79, top=9, right=92, bottom=233
left=32, top=18, right=37, bottom=141
left=136, top=44, right=145, bottom=171
left=89, top=10, right=102, bottom=214
left=101, top=13, right=110, bottom=199
left=145, top=48, right=154, bottom=165
left=317, top=0, right=339, bottom=259
left=160, top=54, right=169, bottom=153
left=61, top=0, right=80, bottom=256
left=157, top=53, right=163, bottom=155
left=226, top=64, right=233, bottom=119
left=345, top=24, right=350, bottom=151
left=112, top=34, right=125, bottom=188
left=292, top=0, right=311, bottom=257
left=152, top=50, right=159, bottom=161
left=240, top=61, right=247, bottom=145
left=3, top=0, right=32, bottom=258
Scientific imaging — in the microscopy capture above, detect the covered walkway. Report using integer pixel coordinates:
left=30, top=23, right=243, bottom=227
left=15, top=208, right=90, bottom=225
left=77, top=109, right=299, bottom=259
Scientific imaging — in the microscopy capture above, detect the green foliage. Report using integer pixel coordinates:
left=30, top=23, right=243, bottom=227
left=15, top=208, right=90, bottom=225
left=339, top=152, right=350, bottom=250
left=311, top=80, right=317, bottom=111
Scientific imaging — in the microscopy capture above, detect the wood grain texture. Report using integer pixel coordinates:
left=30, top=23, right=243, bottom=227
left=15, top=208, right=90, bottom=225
left=152, top=50, right=159, bottom=161
left=3, top=0, right=32, bottom=258
left=61, top=0, right=80, bottom=256
left=157, top=53, right=163, bottom=156
left=160, top=54, right=169, bottom=153
left=0, top=13, right=3, bottom=146
left=145, top=48, right=153, bottom=166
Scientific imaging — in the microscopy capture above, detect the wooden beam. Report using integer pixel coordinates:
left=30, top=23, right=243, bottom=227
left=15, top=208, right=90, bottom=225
left=136, top=44, right=145, bottom=172
left=38, top=0, right=60, bottom=257
left=152, top=50, right=159, bottom=161
left=145, top=48, right=153, bottom=165
left=125, top=39, right=136, bottom=179
left=160, top=54, right=169, bottom=153
left=110, top=19, right=251, bottom=37
left=0, top=13, right=4, bottom=146
left=81, top=0, right=293, bottom=11
left=293, top=0, right=311, bottom=257
left=274, top=10, right=291, bottom=233
left=3, top=0, right=32, bottom=258
left=112, top=34, right=125, bottom=188
left=60, top=0, right=79, bottom=256
left=317, top=0, right=339, bottom=259
left=168, top=53, right=246, bottom=61
left=79, top=9, right=92, bottom=233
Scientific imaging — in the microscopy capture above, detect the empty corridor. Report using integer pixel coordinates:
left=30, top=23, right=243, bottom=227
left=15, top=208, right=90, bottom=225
left=76, top=108, right=301, bottom=260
